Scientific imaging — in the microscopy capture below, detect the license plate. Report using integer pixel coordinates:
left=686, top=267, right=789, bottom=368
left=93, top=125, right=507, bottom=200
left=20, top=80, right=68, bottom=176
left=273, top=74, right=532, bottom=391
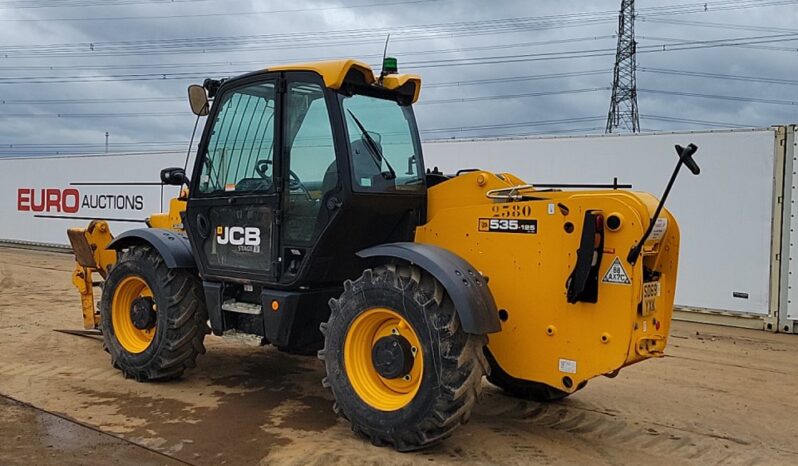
left=643, top=282, right=661, bottom=299
left=642, top=282, right=660, bottom=314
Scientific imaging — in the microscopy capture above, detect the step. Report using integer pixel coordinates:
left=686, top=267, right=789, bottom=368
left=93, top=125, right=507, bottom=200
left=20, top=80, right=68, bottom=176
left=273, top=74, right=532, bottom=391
left=221, top=299, right=263, bottom=315
left=221, top=330, right=263, bottom=346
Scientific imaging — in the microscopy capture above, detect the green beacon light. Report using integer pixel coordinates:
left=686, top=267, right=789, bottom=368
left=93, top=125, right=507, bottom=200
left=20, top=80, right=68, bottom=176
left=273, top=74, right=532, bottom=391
left=382, top=57, right=398, bottom=75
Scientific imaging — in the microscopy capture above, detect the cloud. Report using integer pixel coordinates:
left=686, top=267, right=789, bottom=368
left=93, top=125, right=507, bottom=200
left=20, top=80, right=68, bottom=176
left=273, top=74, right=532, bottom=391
left=0, top=0, right=796, bottom=157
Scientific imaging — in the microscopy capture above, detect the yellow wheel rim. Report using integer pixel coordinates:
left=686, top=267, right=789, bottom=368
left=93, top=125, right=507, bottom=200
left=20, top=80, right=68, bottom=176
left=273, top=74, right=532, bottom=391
left=344, top=307, right=424, bottom=411
left=111, top=275, right=156, bottom=354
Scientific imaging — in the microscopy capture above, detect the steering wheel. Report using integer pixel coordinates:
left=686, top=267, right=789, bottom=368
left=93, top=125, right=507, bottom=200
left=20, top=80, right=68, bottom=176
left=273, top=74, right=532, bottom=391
left=255, top=159, right=312, bottom=201
left=289, top=171, right=313, bottom=202
left=255, top=159, right=273, bottom=179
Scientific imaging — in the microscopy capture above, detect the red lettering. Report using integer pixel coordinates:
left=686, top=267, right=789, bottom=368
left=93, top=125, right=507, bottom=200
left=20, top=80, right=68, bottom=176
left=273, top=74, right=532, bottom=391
left=17, top=188, right=31, bottom=211
left=45, top=189, right=61, bottom=212
left=30, top=189, right=45, bottom=212
left=62, top=188, right=79, bottom=213
left=19, top=188, right=82, bottom=214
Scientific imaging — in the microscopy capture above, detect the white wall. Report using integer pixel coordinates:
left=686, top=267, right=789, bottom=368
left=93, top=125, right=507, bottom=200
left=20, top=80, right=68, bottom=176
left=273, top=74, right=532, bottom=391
left=0, top=152, right=183, bottom=247
left=424, top=129, right=778, bottom=316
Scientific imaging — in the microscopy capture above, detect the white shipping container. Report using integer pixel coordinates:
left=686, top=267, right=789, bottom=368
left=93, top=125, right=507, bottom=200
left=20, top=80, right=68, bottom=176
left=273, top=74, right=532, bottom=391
left=0, top=152, right=183, bottom=247
left=1, top=127, right=795, bottom=332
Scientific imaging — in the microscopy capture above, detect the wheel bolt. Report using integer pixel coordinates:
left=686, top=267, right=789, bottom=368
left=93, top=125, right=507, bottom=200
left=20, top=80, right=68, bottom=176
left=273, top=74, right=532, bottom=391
left=403, top=374, right=412, bottom=381
left=410, top=346, right=417, bottom=356
left=391, top=328, right=399, bottom=335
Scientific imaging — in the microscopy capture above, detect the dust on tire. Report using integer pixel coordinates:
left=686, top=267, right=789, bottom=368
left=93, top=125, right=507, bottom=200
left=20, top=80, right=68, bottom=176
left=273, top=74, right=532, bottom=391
left=319, top=264, right=489, bottom=451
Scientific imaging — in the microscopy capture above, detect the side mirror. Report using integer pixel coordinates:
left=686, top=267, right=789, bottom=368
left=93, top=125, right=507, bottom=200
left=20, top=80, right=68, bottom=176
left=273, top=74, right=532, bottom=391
left=187, top=84, right=209, bottom=116
left=161, top=167, right=189, bottom=186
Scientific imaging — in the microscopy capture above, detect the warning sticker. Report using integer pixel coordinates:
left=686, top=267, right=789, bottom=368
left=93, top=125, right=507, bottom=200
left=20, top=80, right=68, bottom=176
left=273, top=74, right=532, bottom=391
left=649, top=218, right=668, bottom=241
left=602, top=257, right=631, bottom=285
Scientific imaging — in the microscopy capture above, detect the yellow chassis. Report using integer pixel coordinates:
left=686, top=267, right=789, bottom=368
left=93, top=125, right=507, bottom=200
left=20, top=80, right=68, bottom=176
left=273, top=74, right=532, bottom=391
left=417, top=171, right=678, bottom=392
left=67, top=174, right=675, bottom=392
left=67, top=221, right=115, bottom=329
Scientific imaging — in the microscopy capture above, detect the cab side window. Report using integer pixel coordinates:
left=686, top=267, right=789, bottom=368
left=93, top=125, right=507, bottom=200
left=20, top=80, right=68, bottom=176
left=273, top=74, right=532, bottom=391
left=283, top=82, right=337, bottom=244
left=199, top=82, right=276, bottom=194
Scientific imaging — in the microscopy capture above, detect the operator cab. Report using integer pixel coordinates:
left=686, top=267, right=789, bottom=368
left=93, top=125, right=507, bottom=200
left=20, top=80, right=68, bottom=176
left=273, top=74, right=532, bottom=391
left=168, top=60, right=426, bottom=344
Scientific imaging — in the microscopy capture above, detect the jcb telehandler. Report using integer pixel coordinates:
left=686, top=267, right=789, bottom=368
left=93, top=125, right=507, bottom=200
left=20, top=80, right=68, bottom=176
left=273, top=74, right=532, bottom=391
left=67, top=58, right=699, bottom=451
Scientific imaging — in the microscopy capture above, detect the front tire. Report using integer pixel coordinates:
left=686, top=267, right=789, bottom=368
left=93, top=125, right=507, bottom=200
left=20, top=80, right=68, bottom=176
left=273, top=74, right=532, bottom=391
left=320, top=264, right=488, bottom=451
left=100, top=245, right=208, bottom=381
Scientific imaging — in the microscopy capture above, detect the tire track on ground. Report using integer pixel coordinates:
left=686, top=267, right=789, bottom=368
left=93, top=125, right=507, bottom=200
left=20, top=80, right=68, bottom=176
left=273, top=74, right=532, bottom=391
left=475, top=395, right=793, bottom=465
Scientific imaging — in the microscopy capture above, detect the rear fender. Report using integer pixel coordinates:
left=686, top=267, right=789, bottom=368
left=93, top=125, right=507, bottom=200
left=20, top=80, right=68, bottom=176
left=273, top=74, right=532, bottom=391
left=357, top=242, right=501, bottom=335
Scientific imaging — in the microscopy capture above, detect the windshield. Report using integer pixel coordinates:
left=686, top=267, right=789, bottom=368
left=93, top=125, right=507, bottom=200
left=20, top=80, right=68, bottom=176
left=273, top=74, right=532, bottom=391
left=340, top=93, right=424, bottom=193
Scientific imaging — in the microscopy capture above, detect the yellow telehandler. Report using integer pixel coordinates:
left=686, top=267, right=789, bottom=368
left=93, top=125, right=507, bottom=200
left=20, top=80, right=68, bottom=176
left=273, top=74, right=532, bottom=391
left=67, top=58, right=699, bottom=451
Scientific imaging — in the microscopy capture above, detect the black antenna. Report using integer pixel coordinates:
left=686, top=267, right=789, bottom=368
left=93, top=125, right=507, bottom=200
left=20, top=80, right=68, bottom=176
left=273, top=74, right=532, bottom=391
left=378, top=33, right=391, bottom=84
left=183, top=112, right=202, bottom=174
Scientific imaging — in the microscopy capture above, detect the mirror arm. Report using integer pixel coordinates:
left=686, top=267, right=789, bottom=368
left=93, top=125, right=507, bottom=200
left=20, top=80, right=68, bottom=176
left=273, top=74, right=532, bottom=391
left=627, top=144, right=699, bottom=265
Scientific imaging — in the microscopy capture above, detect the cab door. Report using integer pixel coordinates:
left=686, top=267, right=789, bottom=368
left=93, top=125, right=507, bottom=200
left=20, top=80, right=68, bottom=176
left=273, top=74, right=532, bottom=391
left=186, top=77, right=281, bottom=282
left=279, top=76, right=343, bottom=280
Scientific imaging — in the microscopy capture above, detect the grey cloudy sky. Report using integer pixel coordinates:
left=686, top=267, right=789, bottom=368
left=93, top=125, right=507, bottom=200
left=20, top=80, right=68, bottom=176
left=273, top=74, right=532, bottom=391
left=0, top=0, right=795, bottom=157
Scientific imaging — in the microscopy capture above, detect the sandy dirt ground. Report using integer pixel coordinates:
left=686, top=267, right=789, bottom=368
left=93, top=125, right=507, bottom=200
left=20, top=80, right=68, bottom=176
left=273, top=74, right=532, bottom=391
left=1, top=245, right=797, bottom=465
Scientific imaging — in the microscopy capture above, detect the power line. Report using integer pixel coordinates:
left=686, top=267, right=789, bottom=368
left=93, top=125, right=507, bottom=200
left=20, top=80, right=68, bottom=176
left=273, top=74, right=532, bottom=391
left=0, top=36, right=616, bottom=72
left=0, top=70, right=612, bottom=104
left=641, top=17, right=798, bottom=34
left=0, top=150, right=189, bottom=158
left=0, top=17, right=619, bottom=58
left=0, top=0, right=441, bottom=21
left=639, top=34, right=798, bottom=51
left=640, top=88, right=798, bottom=106
left=7, top=67, right=796, bottom=108
left=420, top=116, right=607, bottom=133
left=638, top=32, right=798, bottom=52
left=640, top=67, right=798, bottom=85
left=425, top=70, right=608, bottom=88
left=0, top=88, right=612, bottom=117
left=0, top=117, right=610, bottom=153
left=3, top=0, right=795, bottom=22
left=5, top=1, right=797, bottom=58
left=0, top=111, right=187, bottom=118
left=1, top=31, right=791, bottom=85
left=0, top=125, right=614, bottom=156
left=427, top=126, right=609, bottom=140
left=0, top=0, right=207, bottom=8
left=0, top=141, right=187, bottom=148
left=2, top=86, right=791, bottom=124
left=421, top=88, right=609, bottom=105
left=641, top=114, right=755, bottom=127
left=0, top=96, right=184, bottom=104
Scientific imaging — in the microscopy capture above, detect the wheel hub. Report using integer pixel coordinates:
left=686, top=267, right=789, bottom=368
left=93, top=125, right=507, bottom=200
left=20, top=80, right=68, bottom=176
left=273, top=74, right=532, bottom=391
left=130, top=297, right=156, bottom=330
left=371, top=334, right=414, bottom=379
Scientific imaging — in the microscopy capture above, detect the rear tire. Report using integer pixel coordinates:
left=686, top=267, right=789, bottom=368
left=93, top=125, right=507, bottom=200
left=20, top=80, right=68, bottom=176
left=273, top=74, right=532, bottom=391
left=320, top=264, right=488, bottom=451
left=100, top=245, right=209, bottom=381
left=485, top=349, right=574, bottom=402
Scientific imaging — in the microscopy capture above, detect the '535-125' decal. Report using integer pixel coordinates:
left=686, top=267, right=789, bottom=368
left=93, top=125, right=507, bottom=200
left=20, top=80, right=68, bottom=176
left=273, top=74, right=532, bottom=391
left=478, top=218, right=538, bottom=234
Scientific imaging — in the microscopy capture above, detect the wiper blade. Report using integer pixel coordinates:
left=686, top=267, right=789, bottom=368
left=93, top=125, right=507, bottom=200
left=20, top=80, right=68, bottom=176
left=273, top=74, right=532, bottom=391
left=346, top=109, right=396, bottom=180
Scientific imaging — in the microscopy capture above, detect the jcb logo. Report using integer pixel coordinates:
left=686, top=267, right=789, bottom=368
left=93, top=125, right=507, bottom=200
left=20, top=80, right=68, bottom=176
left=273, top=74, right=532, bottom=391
left=216, top=226, right=260, bottom=246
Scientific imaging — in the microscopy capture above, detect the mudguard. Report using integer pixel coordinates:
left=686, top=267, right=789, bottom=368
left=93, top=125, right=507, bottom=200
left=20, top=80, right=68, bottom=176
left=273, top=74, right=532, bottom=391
left=358, top=242, right=501, bottom=335
left=107, top=228, right=196, bottom=269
